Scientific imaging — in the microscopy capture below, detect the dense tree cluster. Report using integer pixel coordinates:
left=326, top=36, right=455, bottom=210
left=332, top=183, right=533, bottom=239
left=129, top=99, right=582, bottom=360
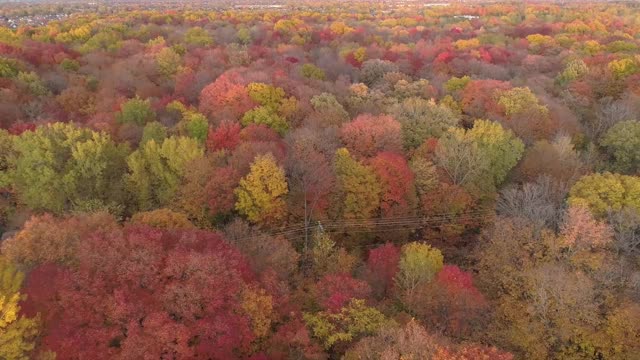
left=1, top=1, right=640, bottom=358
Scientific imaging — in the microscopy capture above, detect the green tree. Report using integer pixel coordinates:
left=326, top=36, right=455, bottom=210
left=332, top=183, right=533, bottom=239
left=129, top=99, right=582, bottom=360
left=183, top=111, right=209, bottom=143
left=395, top=242, right=443, bottom=296
left=301, top=63, right=326, bottom=80
left=303, top=299, right=387, bottom=349
left=444, top=75, right=471, bottom=93
left=156, top=47, right=181, bottom=76
left=310, top=92, right=349, bottom=124
left=568, top=172, right=640, bottom=218
left=0, top=57, right=21, bottom=78
left=241, top=106, right=288, bottom=135
left=60, top=58, right=80, bottom=72
left=392, top=97, right=459, bottom=149
left=141, top=121, right=167, bottom=145
left=556, top=59, right=588, bottom=85
left=62, top=131, right=129, bottom=212
left=234, top=153, right=288, bottom=224
left=0, top=129, right=14, bottom=189
left=600, top=120, right=640, bottom=174
left=116, top=97, right=155, bottom=125
left=185, top=27, right=213, bottom=46
left=126, top=136, right=203, bottom=210
left=497, top=87, right=549, bottom=118
left=79, top=29, right=122, bottom=53
left=0, top=257, right=39, bottom=360
left=247, top=82, right=286, bottom=110
left=468, top=119, right=525, bottom=185
left=333, top=148, right=382, bottom=219
left=9, top=123, right=128, bottom=213
left=608, top=58, right=639, bottom=79
left=309, top=231, right=357, bottom=277
left=237, top=27, right=251, bottom=44
left=16, top=72, right=49, bottom=97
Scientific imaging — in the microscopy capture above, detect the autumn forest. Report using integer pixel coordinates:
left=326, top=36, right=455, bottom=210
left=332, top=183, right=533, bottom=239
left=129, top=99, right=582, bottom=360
left=0, top=1, right=639, bottom=359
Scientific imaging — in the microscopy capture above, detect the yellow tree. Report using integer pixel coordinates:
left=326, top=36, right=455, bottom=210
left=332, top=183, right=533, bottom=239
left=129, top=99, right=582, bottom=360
left=0, top=257, right=39, bottom=360
left=235, top=153, right=288, bottom=224
left=395, top=242, right=444, bottom=297
left=332, top=148, right=382, bottom=219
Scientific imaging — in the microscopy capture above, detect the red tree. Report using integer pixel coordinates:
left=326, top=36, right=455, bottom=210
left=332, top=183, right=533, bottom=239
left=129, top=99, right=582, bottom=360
left=340, top=114, right=403, bottom=158
left=411, top=265, right=487, bottom=337
left=205, top=166, right=241, bottom=216
left=460, top=80, right=511, bottom=118
left=199, top=71, right=255, bottom=121
left=206, top=120, right=242, bottom=152
left=366, top=243, right=400, bottom=298
left=315, top=273, right=372, bottom=312
left=369, top=152, right=416, bottom=217
left=25, top=225, right=257, bottom=359
left=239, top=124, right=282, bottom=143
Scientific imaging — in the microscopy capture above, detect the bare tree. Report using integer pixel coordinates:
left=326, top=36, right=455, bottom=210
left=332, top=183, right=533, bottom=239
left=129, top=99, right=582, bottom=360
left=608, top=207, right=640, bottom=256
left=585, top=97, right=634, bottom=140
left=497, top=175, right=568, bottom=231
left=285, top=129, right=336, bottom=251
left=434, top=133, right=490, bottom=190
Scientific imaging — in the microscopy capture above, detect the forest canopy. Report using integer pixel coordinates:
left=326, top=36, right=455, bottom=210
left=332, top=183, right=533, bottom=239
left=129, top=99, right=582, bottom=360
left=0, top=1, right=640, bottom=359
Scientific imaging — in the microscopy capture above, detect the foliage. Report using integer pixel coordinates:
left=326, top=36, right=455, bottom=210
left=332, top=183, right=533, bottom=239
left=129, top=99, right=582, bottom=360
left=206, top=120, right=241, bottom=152
left=359, top=59, right=399, bottom=87
left=316, top=273, right=372, bottom=312
left=199, top=72, right=253, bottom=120
left=608, top=58, right=639, bottom=79
left=600, top=120, right=640, bottom=174
left=156, top=47, right=182, bottom=76
left=497, top=87, right=549, bottom=118
left=184, top=27, right=213, bottom=46
left=130, top=208, right=194, bottom=229
left=369, top=152, right=415, bottom=216
left=126, top=136, right=203, bottom=210
left=141, top=121, right=167, bottom=145
left=16, top=72, right=49, bottom=96
left=445, top=75, right=471, bottom=93
left=304, top=299, right=387, bottom=349
left=310, top=232, right=357, bottom=277
left=392, top=97, right=459, bottom=149
left=183, top=111, right=209, bottom=143
left=9, top=123, right=128, bottom=213
left=116, top=97, right=155, bottom=125
left=395, top=242, right=443, bottom=296
left=0, top=257, right=40, bottom=360
left=340, top=114, right=402, bottom=158
left=3, top=4, right=640, bottom=359
left=301, top=63, right=326, bottom=80
left=332, top=148, right=381, bottom=220
left=366, top=244, right=400, bottom=297
left=556, top=59, right=588, bottom=85
left=241, top=106, right=289, bottom=135
left=568, top=172, right=640, bottom=217
left=235, top=153, right=288, bottom=224
left=2, top=212, right=117, bottom=268
left=25, top=226, right=255, bottom=359
left=0, top=57, right=21, bottom=78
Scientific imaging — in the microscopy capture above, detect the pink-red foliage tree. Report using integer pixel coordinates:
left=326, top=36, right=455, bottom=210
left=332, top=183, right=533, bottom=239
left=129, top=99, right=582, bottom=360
left=369, top=152, right=416, bottom=217
left=315, top=273, right=372, bottom=312
left=24, top=225, right=258, bottom=359
left=365, top=243, right=400, bottom=298
left=206, top=120, right=242, bottom=152
left=199, top=71, right=255, bottom=121
left=340, top=114, right=403, bottom=158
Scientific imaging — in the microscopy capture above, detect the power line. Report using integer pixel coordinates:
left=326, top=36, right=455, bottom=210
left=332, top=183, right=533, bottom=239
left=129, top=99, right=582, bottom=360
left=228, top=209, right=495, bottom=244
